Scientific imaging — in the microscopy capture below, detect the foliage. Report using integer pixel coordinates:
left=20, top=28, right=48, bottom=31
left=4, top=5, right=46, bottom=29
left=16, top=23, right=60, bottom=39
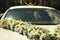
left=55, top=25, right=60, bottom=36
left=0, top=19, right=60, bottom=40
left=42, top=34, right=57, bottom=40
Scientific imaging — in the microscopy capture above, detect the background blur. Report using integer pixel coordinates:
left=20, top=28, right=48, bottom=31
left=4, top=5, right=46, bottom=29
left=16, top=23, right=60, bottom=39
left=0, top=0, right=60, bottom=13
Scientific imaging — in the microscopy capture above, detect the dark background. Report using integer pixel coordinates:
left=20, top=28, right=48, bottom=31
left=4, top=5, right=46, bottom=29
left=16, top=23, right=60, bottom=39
left=0, top=0, right=60, bottom=13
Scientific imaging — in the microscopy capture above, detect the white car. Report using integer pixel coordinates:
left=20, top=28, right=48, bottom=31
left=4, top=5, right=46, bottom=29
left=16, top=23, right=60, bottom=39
left=1, top=6, right=60, bottom=33
left=1, top=6, right=60, bottom=40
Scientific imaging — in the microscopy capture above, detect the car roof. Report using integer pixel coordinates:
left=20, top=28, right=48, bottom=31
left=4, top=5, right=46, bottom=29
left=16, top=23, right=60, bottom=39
left=9, top=6, right=54, bottom=10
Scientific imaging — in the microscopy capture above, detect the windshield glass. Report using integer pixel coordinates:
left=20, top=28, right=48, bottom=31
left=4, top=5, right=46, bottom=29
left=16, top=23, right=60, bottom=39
left=4, top=8, right=60, bottom=24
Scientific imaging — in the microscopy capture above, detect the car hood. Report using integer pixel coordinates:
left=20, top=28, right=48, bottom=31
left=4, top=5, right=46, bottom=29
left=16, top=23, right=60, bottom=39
left=0, top=28, right=29, bottom=40
left=35, top=25, right=60, bottom=34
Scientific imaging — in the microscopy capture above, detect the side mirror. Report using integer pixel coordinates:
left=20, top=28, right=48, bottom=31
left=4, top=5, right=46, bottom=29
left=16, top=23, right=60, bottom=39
left=0, top=13, right=4, bottom=19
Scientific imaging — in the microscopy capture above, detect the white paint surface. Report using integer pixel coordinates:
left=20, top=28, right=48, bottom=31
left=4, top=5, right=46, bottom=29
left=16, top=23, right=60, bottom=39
left=0, top=28, right=29, bottom=40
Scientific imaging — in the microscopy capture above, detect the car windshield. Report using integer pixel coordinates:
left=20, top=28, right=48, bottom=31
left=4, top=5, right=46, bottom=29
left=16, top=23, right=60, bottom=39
left=4, top=8, right=60, bottom=25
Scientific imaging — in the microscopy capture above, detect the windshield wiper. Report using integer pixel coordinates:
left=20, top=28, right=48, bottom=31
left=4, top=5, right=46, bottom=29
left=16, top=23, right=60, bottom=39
left=30, top=22, right=57, bottom=25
